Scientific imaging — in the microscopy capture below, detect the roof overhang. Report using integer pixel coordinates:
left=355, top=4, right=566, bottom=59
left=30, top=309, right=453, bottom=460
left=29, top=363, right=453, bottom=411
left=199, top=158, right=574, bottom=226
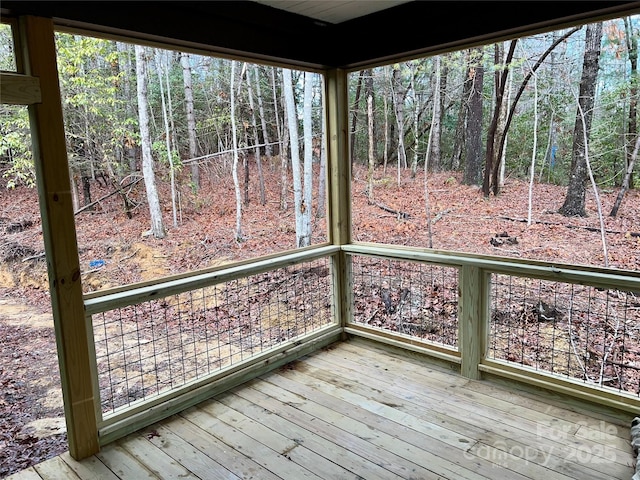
left=2, top=1, right=640, bottom=70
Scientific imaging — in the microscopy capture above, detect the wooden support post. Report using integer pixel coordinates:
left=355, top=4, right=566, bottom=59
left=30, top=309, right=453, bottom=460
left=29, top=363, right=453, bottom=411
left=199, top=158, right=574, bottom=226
left=325, top=69, right=352, bottom=332
left=459, top=265, right=489, bottom=380
left=18, top=16, right=99, bottom=459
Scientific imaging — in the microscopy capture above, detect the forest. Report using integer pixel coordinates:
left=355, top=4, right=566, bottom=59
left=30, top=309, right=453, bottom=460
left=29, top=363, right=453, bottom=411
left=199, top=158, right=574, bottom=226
left=2, top=15, right=640, bottom=283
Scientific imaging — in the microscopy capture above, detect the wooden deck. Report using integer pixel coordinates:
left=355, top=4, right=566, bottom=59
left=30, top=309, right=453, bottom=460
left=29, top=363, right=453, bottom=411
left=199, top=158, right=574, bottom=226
left=8, top=338, right=637, bottom=480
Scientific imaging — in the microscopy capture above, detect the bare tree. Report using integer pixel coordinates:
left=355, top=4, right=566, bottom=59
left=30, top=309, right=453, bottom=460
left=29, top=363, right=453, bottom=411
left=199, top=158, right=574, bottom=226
left=230, top=60, right=243, bottom=241
left=253, top=65, right=273, bottom=157
left=367, top=91, right=375, bottom=203
left=283, top=68, right=305, bottom=246
left=245, top=62, right=266, bottom=205
left=155, top=50, right=178, bottom=228
left=134, top=44, right=165, bottom=239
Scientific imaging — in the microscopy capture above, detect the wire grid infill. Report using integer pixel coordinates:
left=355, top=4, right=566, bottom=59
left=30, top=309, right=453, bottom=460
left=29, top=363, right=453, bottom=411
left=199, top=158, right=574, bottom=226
left=489, top=274, right=640, bottom=395
left=92, top=259, right=333, bottom=414
left=350, top=256, right=459, bottom=347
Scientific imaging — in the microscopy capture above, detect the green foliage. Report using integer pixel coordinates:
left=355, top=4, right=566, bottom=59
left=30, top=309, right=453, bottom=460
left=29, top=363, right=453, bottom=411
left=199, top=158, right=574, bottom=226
left=0, top=23, right=16, bottom=71
left=0, top=107, right=34, bottom=189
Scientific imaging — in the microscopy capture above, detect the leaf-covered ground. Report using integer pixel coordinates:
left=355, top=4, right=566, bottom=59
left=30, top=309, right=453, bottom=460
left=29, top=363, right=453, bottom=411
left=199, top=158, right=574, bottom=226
left=1, top=164, right=639, bottom=477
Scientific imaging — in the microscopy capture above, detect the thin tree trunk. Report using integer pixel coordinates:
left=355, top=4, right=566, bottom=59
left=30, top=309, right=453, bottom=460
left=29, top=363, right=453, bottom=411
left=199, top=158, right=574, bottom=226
left=625, top=16, right=638, bottom=189
left=350, top=70, right=365, bottom=169
left=155, top=51, right=177, bottom=228
left=253, top=65, right=273, bottom=157
left=283, top=68, right=304, bottom=247
left=451, top=50, right=471, bottom=171
left=430, top=56, right=442, bottom=172
left=301, top=71, right=314, bottom=247
left=317, top=76, right=326, bottom=219
left=246, top=63, right=266, bottom=205
left=391, top=66, right=407, bottom=170
left=383, top=68, right=390, bottom=174
left=410, top=61, right=419, bottom=178
left=277, top=69, right=288, bottom=210
left=181, top=52, right=200, bottom=191
left=577, top=93, right=609, bottom=267
left=527, top=72, right=538, bottom=227
left=271, top=67, right=283, bottom=161
left=367, top=93, right=375, bottom=203
left=610, top=134, right=640, bottom=216
left=423, top=56, right=440, bottom=249
left=135, top=44, right=165, bottom=239
left=230, top=60, right=243, bottom=241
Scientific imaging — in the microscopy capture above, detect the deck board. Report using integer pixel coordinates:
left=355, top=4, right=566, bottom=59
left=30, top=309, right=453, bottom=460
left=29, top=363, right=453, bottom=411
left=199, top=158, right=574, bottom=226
left=6, top=338, right=637, bottom=480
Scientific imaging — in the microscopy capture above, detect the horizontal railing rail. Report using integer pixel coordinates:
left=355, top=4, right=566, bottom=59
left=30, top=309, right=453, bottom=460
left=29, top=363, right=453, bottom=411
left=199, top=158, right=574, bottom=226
left=85, top=245, right=340, bottom=315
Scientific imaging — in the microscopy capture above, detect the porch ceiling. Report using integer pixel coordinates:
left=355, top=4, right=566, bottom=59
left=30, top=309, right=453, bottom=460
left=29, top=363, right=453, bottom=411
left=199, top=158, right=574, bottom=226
left=2, top=1, right=640, bottom=69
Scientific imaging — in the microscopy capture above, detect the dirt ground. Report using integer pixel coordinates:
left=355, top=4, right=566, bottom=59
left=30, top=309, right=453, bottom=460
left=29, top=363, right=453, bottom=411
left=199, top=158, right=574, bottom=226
left=1, top=165, right=639, bottom=478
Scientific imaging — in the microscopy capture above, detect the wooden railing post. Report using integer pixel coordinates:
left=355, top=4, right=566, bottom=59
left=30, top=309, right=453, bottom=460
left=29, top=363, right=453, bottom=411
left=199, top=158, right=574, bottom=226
left=18, top=15, right=99, bottom=459
left=325, top=69, right=352, bottom=331
left=459, top=265, right=490, bottom=380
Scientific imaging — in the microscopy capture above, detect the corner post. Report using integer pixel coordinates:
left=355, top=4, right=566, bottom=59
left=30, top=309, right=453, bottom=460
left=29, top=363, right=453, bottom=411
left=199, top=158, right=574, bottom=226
left=325, top=69, right=352, bottom=333
left=459, top=265, right=489, bottom=380
left=19, top=15, right=99, bottom=459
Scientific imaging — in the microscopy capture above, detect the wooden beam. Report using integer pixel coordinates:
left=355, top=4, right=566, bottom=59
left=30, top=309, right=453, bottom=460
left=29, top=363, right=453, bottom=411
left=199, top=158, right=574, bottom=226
left=455, top=265, right=488, bottom=380
left=325, top=69, right=352, bottom=332
left=0, top=72, right=41, bottom=104
left=18, top=15, right=99, bottom=459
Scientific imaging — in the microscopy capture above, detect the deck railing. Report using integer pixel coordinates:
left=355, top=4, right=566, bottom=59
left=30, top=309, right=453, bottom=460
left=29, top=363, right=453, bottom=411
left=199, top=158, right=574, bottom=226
left=83, top=242, right=640, bottom=445
left=84, top=245, right=342, bottom=444
left=344, top=244, right=640, bottom=412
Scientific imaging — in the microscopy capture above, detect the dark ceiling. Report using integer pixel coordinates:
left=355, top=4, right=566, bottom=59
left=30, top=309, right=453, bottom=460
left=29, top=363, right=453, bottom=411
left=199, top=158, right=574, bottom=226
left=2, top=1, right=640, bottom=69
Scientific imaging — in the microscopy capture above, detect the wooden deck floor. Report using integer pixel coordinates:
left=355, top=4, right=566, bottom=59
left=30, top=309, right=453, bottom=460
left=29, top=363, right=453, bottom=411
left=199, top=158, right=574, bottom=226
left=8, top=338, right=637, bottom=480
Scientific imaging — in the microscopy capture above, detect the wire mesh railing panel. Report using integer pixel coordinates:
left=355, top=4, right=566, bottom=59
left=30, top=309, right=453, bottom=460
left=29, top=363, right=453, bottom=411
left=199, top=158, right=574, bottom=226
left=350, top=255, right=459, bottom=348
left=489, top=274, right=640, bottom=395
left=92, top=258, right=333, bottom=415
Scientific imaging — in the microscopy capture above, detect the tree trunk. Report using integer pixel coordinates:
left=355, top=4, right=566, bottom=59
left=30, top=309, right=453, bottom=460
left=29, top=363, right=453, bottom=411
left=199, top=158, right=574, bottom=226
left=559, top=22, right=603, bottom=217
left=301, top=71, right=314, bottom=247
left=283, top=68, right=304, bottom=247
left=155, top=50, right=178, bottom=228
left=483, top=40, right=516, bottom=196
left=230, top=60, right=243, bottom=241
left=430, top=56, right=443, bottom=172
left=246, top=62, right=266, bottom=205
left=610, top=134, right=640, bottom=216
left=277, top=69, right=288, bottom=210
left=350, top=70, right=365, bottom=169
left=410, top=61, right=420, bottom=178
left=625, top=16, right=638, bottom=190
left=253, top=65, right=273, bottom=157
left=317, top=76, right=326, bottom=219
left=451, top=50, right=471, bottom=171
left=271, top=67, right=283, bottom=160
left=367, top=93, right=375, bottom=202
left=181, top=52, right=200, bottom=192
left=527, top=72, right=539, bottom=226
left=391, top=66, right=407, bottom=169
left=463, top=47, right=484, bottom=186
left=382, top=68, right=390, bottom=174
left=135, top=44, right=165, bottom=239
